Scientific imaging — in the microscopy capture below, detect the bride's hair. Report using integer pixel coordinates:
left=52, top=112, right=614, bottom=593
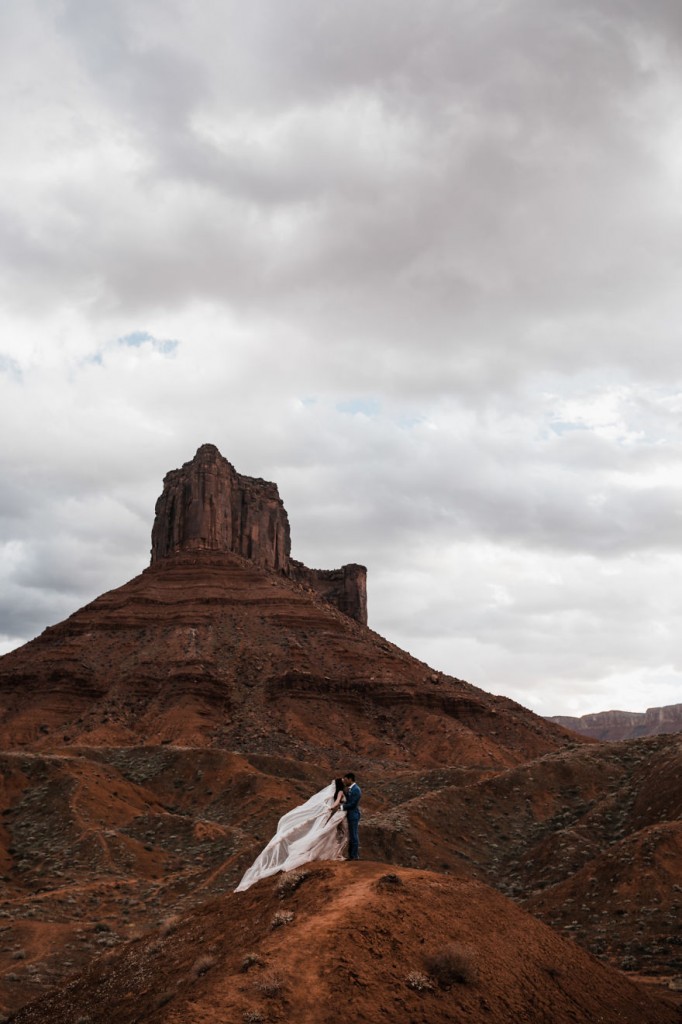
left=333, top=777, right=345, bottom=797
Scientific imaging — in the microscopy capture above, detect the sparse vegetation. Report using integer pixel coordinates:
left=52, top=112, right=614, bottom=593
left=424, top=944, right=478, bottom=987
left=277, top=869, right=309, bottom=897
left=378, top=873, right=403, bottom=887
left=241, top=952, right=265, bottom=972
left=254, top=970, right=284, bottom=997
left=159, top=915, right=179, bottom=936
left=242, top=1011, right=264, bottom=1023
left=406, top=970, right=434, bottom=991
left=191, top=953, right=217, bottom=978
left=270, top=909, right=294, bottom=928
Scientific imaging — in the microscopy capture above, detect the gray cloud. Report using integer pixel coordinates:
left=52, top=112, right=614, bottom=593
left=1, top=1, right=682, bottom=714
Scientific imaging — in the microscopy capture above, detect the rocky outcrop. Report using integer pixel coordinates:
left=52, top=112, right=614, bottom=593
left=151, top=444, right=291, bottom=571
left=151, top=444, right=368, bottom=624
left=289, top=560, right=368, bottom=626
left=547, top=703, right=682, bottom=741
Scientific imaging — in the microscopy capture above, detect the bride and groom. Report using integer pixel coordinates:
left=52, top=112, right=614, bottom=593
left=235, top=773, right=362, bottom=892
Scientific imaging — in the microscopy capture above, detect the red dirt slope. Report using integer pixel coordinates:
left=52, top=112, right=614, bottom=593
left=0, top=551, right=576, bottom=770
left=9, top=861, right=678, bottom=1024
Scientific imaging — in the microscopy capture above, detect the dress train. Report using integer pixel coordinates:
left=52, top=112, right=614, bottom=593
left=235, top=781, right=348, bottom=892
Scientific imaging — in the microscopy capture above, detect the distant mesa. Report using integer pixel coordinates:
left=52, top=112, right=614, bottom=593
left=547, top=702, right=682, bottom=741
left=151, top=443, right=368, bottom=625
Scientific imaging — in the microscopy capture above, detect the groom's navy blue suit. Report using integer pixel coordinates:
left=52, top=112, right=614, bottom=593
left=342, top=783, right=362, bottom=860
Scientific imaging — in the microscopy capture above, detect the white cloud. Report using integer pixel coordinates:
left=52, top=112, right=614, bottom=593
left=1, top=0, right=682, bottom=716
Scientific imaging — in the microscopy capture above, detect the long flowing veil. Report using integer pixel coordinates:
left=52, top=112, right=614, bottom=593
left=235, top=781, right=347, bottom=892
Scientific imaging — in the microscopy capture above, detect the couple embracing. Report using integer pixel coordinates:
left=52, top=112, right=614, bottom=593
left=235, top=772, right=362, bottom=892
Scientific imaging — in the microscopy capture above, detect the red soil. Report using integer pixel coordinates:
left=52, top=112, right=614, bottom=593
left=10, top=862, right=680, bottom=1024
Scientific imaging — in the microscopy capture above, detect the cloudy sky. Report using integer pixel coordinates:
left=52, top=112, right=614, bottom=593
left=2, top=0, right=682, bottom=718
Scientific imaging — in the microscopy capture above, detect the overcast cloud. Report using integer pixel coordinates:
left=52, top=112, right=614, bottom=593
left=2, top=0, right=682, bottom=717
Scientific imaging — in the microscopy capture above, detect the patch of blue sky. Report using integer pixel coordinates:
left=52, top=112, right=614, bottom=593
left=119, top=330, right=153, bottom=347
left=396, top=414, right=427, bottom=430
left=336, top=398, right=381, bottom=417
left=550, top=420, right=589, bottom=436
left=157, top=339, right=179, bottom=355
left=0, top=355, right=22, bottom=380
left=117, top=332, right=179, bottom=356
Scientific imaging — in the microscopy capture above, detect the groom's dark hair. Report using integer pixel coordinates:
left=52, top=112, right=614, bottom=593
left=345, top=772, right=356, bottom=781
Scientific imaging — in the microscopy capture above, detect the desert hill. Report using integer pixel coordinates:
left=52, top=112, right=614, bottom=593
left=548, top=703, right=682, bottom=741
left=0, top=548, right=575, bottom=767
left=0, top=445, right=680, bottom=1022
left=8, top=862, right=679, bottom=1024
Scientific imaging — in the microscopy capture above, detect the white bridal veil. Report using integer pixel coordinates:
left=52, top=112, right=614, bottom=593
left=235, top=781, right=347, bottom=892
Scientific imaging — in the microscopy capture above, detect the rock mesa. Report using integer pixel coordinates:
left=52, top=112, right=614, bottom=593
left=548, top=702, right=682, bottom=741
left=151, top=444, right=368, bottom=625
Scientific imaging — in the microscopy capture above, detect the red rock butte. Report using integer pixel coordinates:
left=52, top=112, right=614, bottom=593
left=0, top=446, right=680, bottom=1023
left=151, top=443, right=368, bottom=625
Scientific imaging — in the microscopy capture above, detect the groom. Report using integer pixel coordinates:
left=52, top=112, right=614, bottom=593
left=341, top=772, right=362, bottom=860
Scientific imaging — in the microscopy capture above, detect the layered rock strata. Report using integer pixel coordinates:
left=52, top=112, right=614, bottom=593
left=548, top=703, right=682, bottom=741
left=151, top=444, right=368, bottom=624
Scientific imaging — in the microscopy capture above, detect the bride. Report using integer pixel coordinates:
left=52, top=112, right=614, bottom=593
left=235, top=778, right=347, bottom=892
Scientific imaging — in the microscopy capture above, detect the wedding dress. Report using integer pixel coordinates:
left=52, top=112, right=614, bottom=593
left=235, top=781, right=348, bottom=892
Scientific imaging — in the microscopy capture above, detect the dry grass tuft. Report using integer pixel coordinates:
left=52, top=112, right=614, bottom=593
left=424, top=944, right=478, bottom=987
left=270, top=909, right=294, bottom=929
left=254, top=970, right=285, bottom=998
left=277, top=869, right=310, bottom=898
left=159, top=915, right=179, bottom=937
left=377, top=873, right=403, bottom=887
left=241, top=952, right=265, bottom=972
left=191, top=954, right=217, bottom=979
left=406, top=970, right=434, bottom=991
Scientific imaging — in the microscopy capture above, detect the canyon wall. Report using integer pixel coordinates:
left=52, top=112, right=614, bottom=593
left=548, top=703, right=682, bottom=741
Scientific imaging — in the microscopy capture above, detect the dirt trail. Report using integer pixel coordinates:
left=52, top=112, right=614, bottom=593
left=279, top=867, right=378, bottom=1024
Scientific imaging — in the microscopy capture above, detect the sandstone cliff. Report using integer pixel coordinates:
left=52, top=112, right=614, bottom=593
left=151, top=444, right=367, bottom=624
left=547, top=702, right=682, bottom=741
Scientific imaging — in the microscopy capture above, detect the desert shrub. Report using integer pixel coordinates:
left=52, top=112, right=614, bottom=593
left=243, top=1011, right=264, bottom=1023
left=406, top=970, right=434, bottom=991
left=270, top=910, right=294, bottom=929
left=254, top=971, right=284, bottom=998
left=377, top=873, right=403, bottom=887
left=241, top=952, right=264, bottom=972
left=424, top=944, right=478, bottom=987
left=159, top=915, right=179, bottom=936
left=191, top=954, right=217, bottom=978
left=277, top=870, right=309, bottom=898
